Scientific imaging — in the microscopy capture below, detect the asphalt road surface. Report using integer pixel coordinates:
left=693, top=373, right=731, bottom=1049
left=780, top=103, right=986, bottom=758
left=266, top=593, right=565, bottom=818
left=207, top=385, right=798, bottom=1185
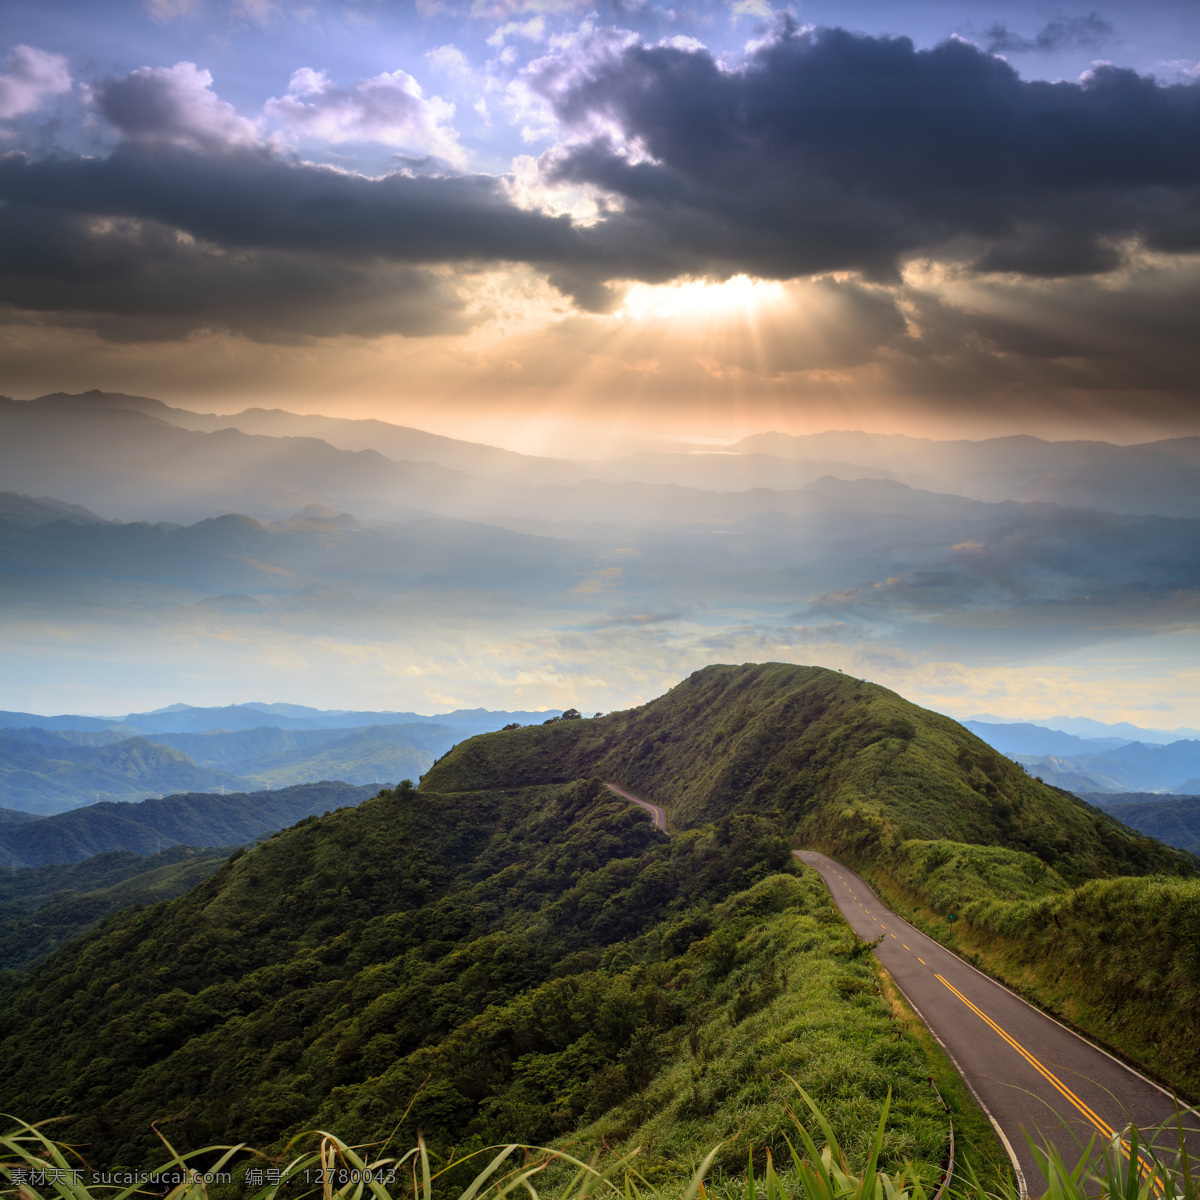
left=796, top=849, right=1199, bottom=1196
left=605, top=782, right=668, bottom=831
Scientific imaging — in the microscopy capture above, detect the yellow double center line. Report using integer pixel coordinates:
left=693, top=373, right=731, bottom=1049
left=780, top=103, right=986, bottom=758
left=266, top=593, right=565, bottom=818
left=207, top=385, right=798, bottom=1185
left=935, top=973, right=1162, bottom=1192
left=935, top=973, right=1116, bottom=1139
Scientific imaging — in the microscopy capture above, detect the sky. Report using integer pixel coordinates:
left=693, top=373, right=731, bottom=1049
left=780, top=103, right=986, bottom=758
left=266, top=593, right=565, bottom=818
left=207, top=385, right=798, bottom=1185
left=0, top=0, right=1196, bottom=729
left=0, top=0, right=1197, bottom=453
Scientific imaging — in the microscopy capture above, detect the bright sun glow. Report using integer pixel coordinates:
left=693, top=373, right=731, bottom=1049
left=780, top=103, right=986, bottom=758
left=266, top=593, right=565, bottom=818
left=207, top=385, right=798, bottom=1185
left=616, top=275, right=787, bottom=321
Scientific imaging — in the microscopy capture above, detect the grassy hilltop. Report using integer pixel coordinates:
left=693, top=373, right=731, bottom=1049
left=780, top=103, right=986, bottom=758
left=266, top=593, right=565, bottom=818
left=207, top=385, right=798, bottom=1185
left=423, top=663, right=1183, bottom=882
left=424, top=663, right=1199, bottom=1093
left=1, top=661, right=1194, bottom=1182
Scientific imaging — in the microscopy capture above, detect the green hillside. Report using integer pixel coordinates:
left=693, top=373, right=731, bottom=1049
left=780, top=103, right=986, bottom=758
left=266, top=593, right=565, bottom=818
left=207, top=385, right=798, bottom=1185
left=1098, top=793, right=1200, bottom=854
left=0, top=733, right=250, bottom=815
left=423, top=663, right=1186, bottom=882
left=423, top=663, right=1198, bottom=1092
left=0, top=781, right=377, bottom=866
left=0, top=845, right=235, bottom=971
left=6, top=662, right=1191, bottom=1180
left=0, top=778, right=985, bottom=1185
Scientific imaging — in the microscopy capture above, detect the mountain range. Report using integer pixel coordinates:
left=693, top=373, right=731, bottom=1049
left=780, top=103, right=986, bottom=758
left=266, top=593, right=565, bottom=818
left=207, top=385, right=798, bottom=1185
left=0, top=663, right=1193, bottom=1178
left=0, top=705, right=560, bottom=815
left=10, top=391, right=1196, bottom=519
left=0, top=780, right=376, bottom=868
left=3, top=390, right=1196, bottom=735
left=1013, top=740, right=1200, bottom=795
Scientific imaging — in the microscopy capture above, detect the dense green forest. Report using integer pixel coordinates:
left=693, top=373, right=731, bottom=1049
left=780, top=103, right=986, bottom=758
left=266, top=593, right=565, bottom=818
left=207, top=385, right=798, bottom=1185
left=0, top=776, right=984, bottom=1186
left=1098, top=793, right=1200, bottom=854
left=0, top=781, right=376, bottom=867
left=424, top=664, right=1198, bottom=1092
left=0, top=845, right=234, bottom=971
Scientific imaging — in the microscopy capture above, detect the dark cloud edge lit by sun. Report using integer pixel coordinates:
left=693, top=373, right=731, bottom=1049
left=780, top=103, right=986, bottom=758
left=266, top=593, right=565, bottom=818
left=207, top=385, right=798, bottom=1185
left=0, top=1, right=1196, bottom=447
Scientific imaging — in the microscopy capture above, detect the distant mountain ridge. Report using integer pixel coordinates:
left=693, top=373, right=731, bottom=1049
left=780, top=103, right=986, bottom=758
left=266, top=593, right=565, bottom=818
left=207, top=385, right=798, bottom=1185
left=967, top=712, right=1200, bottom=745
left=5, top=391, right=1196, bottom=520
left=963, top=720, right=1134, bottom=757
left=0, top=781, right=377, bottom=867
left=0, top=701, right=562, bottom=815
left=0, top=731, right=250, bottom=815
left=1014, top=740, right=1200, bottom=795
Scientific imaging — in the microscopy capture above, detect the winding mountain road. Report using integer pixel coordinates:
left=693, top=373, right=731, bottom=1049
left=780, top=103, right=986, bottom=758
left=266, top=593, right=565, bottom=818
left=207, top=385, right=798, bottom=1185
left=796, top=850, right=1199, bottom=1195
left=605, top=785, right=1195, bottom=1195
left=605, top=782, right=668, bottom=831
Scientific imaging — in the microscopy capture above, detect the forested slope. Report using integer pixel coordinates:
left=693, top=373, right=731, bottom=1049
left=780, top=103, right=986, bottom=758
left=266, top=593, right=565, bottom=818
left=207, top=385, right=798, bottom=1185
left=0, top=845, right=235, bottom=971
left=424, top=663, right=1198, bottom=1093
left=0, top=781, right=377, bottom=866
left=423, top=663, right=1187, bottom=882
left=0, top=778, right=976, bottom=1185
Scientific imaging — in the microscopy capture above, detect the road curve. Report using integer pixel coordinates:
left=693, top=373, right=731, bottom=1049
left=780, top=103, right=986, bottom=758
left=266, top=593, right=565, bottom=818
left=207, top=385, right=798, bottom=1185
left=796, top=850, right=1198, bottom=1195
left=605, top=782, right=668, bottom=831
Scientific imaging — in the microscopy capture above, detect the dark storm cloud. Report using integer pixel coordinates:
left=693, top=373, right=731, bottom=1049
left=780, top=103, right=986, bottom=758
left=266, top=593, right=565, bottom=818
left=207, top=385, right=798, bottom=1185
left=533, top=23, right=1200, bottom=295
left=0, top=145, right=580, bottom=264
left=0, top=26, right=1196, bottom=335
left=887, top=264, right=1200, bottom=397
left=983, top=12, right=1114, bottom=56
left=0, top=203, right=476, bottom=342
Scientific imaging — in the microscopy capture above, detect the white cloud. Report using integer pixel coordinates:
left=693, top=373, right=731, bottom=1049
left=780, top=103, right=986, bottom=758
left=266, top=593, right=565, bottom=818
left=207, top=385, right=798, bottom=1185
left=232, top=0, right=279, bottom=23
left=517, top=21, right=641, bottom=146
left=426, top=44, right=474, bottom=80
left=1157, top=58, right=1200, bottom=79
left=487, top=16, right=546, bottom=47
left=92, top=61, right=262, bottom=152
left=266, top=67, right=466, bottom=167
left=0, top=45, right=71, bottom=121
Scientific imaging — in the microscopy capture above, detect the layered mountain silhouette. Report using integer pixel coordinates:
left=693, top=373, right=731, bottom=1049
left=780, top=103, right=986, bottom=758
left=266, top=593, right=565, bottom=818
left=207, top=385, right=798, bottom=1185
left=0, top=780, right=377, bottom=867
left=0, top=706, right=556, bottom=815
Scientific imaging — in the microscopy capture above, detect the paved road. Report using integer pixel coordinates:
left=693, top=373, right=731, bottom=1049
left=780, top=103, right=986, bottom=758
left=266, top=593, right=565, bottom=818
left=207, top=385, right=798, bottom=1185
left=605, top=782, right=668, bottom=831
left=796, top=850, right=1198, bottom=1195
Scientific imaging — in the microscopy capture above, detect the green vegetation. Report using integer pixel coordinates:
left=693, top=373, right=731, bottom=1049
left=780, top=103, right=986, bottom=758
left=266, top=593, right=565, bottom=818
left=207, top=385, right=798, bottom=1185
left=422, top=664, right=1197, bottom=1095
left=0, top=844, right=235, bottom=972
left=0, top=781, right=376, bottom=867
left=0, top=777, right=970, bottom=1189
left=423, top=665, right=1188, bottom=884
left=1098, top=794, right=1200, bottom=854
left=2, top=1078, right=1193, bottom=1200
left=842, top=838, right=1200, bottom=1094
left=6, top=662, right=1194, bottom=1188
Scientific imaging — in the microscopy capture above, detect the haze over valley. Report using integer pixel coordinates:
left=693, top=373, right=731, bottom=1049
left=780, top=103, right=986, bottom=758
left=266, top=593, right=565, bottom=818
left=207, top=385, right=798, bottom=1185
left=3, top=391, right=1196, bottom=735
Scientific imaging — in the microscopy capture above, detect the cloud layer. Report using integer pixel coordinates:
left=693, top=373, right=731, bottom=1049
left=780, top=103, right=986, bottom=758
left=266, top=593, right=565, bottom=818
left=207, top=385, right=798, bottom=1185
left=0, top=20, right=1194, bottom=438
left=533, top=23, right=1199, bottom=293
left=0, top=44, right=70, bottom=122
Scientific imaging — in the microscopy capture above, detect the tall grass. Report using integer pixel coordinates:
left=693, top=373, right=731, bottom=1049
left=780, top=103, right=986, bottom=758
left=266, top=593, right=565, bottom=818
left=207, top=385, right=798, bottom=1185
left=4, top=1080, right=1194, bottom=1200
